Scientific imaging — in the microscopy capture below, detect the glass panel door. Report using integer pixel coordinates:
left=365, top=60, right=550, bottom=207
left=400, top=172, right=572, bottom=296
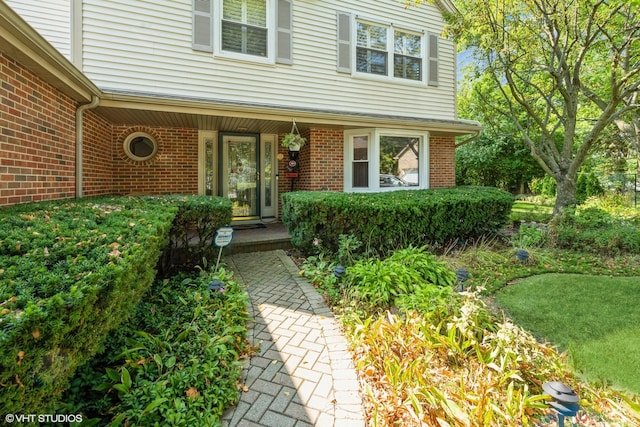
left=222, top=134, right=259, bottom=218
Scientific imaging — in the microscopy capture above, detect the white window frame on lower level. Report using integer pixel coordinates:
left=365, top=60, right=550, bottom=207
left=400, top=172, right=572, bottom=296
left=343, top=128, right=430, bottom=192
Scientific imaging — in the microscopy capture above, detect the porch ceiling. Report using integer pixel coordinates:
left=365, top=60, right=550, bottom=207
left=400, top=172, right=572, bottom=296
left=94, top=107, right=294, bottom=134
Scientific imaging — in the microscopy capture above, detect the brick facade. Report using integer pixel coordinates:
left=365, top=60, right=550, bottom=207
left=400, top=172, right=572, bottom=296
left=82, top=110, right=114, bottom=197
left=429, top=135, right=456, bottom=188
left=278, top=128, right=344, bottom=193
left=112, top=126, right=199, bottom=196
left=0, top=52, right=77, bottom=206
left=1, top=54, right=456, bottom=209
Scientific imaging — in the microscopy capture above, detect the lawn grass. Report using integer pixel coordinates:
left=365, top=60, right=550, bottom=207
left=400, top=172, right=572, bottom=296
left=510, top=200, right=554, bottom=223
left=495, top=273, right=640, bottom=395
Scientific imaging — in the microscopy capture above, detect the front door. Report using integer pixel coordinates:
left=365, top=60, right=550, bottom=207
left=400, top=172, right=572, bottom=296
left=221, top=133, right=259, bottom=219
left=199, top=131, right=277, bottom=221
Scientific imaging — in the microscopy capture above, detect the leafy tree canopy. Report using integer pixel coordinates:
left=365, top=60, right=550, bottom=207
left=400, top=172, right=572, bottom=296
left=443, top=0, right=640, bottom=215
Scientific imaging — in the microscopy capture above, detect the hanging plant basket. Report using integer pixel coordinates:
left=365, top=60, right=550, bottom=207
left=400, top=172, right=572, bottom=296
left=282, top=120, right=306, bottom=151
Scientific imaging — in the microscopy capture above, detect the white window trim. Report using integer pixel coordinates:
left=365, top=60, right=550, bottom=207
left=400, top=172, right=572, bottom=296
left=344, top=129, right=430, bottom=193
left=352, top=17, right=426, bottom=85
left=214, top=0, right=276, bottom=65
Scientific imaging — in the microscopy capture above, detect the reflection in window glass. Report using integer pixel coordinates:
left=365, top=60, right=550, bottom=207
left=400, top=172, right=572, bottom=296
left=353, top=136, right=369, bottom=187
left=356, top=22, right=387, bottom=75
left=222, top=0, right=267, bottom=56
left=130, top=137, right=154, bottom=158
left=380, top=136, right=419, bottom=186
left=394, top=31, right=422, bottom=80
left=205, top=138, right=215, bottom=196
left=264, top=141, right=272, bottom=207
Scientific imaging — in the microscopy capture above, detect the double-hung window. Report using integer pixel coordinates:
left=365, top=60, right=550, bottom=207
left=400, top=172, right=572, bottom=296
left=355, top=20, right=423, bottom=82
left=394, top=30, right=422, bottom=80
left=222, top=0, right=267, bottom=57
left=193, top=0, right=293, bottom=64
left=356, top=22, right=388, bottom=76
left=337, top=13, right=437, bottom=85
left=344, top=129, right=429, bottom=192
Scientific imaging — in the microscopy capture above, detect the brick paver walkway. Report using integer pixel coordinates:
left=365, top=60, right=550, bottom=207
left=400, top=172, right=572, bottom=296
left=221, top=250, right=365, bottom=427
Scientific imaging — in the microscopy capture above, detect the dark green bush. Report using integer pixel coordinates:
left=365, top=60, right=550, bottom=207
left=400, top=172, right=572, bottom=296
left=530, top=175, right=557, bottom=197
left=158, top=195, right=233, bottom=275
left=0, top=195, right=232, bottom=414
left=576, top=171, right=605, bottom=204
left=282, top=187, right=514, bottom=255
left=0, top=197, right=178, bottom=414
left=61, top=267, right=248, bottom=426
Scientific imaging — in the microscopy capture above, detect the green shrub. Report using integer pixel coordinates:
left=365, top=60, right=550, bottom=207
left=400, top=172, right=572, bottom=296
left=159, top=196, right=233, bottom=276
left=512, top=223, right=548, bottom=248
left=0, top=197, right=178, bottom=414
left=344, top=246, right=456, bottom=311
left=576, top=171, right=605, bottom=204
left=554, top=207, right=640, bottom=254
left=60, top=267, right=248, bottom=426
left=282, top=186, right=514, bottom=256
left=0, top=195, right=231, bottom=413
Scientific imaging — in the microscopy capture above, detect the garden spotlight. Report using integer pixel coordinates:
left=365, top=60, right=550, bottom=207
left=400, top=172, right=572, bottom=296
left=516, top=249, right=529, bottom=264
left=333, top=265, right=346, bottom=279
left=208, top=279, right=224, bottom=292
left=455, top=268, right=469, bottom=291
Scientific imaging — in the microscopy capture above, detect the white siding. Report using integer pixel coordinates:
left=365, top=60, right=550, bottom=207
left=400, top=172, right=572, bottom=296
left=80, top=0, right=456, bottom=121
left=5, top=0, right=72, bottom=60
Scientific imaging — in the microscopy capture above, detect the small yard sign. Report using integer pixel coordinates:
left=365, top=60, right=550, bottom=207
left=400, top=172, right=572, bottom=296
left=214, top=226, right=234, bottom=271
left=214, top=226, right=234, bottom=248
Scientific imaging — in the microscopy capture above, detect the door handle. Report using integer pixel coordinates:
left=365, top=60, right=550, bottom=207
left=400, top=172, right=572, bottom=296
left=256, top=172, right=260, bottom=181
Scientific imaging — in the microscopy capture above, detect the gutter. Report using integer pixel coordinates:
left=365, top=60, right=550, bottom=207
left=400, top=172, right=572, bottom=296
left=75, top=96, right=100, bottom=198
left=455, top=129, right=482, bottom=148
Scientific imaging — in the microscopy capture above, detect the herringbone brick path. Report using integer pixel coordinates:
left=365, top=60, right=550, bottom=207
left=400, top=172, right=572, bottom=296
left=221, top=250, right=365, bottom=427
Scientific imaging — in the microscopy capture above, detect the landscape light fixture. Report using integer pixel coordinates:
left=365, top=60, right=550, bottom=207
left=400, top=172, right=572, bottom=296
left=455, top=268, right=469, bottom=291
left=333, top=265, right=346, bottom=280
left=516, top=249, right=530, bottom=264
left=542, top=381, right=580, bottom=427
left=208, top=279, right=224, bottom=292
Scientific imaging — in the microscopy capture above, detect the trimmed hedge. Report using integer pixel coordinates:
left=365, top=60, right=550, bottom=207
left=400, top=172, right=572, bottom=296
left=281, top=186, right=514, bottom=254
left=159, top=195, right=233, bottom=275
left=0, top=195, right=232, bottom=414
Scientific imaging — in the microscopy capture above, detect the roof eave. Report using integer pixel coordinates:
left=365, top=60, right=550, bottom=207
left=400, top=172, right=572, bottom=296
left=0, top=1, right=101, bottom=103
left=99, top=89, right=481, bottom=136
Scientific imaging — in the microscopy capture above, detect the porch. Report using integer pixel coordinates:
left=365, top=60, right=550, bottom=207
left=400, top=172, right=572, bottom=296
left=224, top=222, right=293, bottom=255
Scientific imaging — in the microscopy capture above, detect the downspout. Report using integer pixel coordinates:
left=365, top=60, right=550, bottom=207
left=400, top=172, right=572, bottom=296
left=455, top=129, right=481, bottom=148
left=75, top=96, right=100, bottom=198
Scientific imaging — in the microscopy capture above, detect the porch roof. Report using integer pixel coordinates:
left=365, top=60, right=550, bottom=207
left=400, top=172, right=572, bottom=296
left=97, top=89, right=482, bottom=137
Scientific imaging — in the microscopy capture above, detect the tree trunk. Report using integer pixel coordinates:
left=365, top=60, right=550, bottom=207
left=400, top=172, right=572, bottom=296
left=554, top=174, right=577, bottom=217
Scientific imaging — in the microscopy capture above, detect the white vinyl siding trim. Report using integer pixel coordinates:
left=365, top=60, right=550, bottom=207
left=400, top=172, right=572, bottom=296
left=81, top=0, right=457, bottom=121
left=6, top=0, right=72, bottom=60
